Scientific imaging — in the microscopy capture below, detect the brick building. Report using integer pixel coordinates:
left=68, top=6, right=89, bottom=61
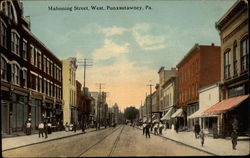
left=1, top=0, right=63, bottom=135
left=177, top=44, right=221, bottom=129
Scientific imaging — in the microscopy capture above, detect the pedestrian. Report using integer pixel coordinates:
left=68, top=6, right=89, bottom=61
left=145, top=123, right=151, bottom=138
left=154, top=123, right=159, bottom=135
left=199, top=130, right=205, bottom=147
left=44, top=121, right=48, bottom=139
left=142, top=122, right=146, bottom=135
left=65, top=122, right=69, bottom=132
left=194, top=121, right=201, bottom=139
left=174, top=121, right=179, bottom=133
left=73, top=122, right=77, bottom=132
left=38, top=121, right=44, bottom=138
left=159, top=122, right=164, bottom=135
left=25, top=118, right=32, bottom=135
left=231, top=130, right=238, bottom=150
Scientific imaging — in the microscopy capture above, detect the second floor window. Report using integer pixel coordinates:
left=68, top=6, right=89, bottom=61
left=11, top=31, right=20, bottom=55
left=22, top=40, right=27, bottom=60
left=233, top=43, right=237, bottom=75
left=0, top=20, right=7, bottom=48
left=224, top=50, right=230, bottom=79
left=11, top=64, right=20, bottom=85
left=30, top=46, right=34, bottom=65
left=23, top=70, right=27, bottom=88
left=1, top=57, right=7, bottom=80
left=241, top=37, right=249, bottom=72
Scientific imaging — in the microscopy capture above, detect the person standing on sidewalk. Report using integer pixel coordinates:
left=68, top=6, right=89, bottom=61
left=194, top=121, right=201, bottom=139
left=145, top=123, right=151, bottom=138
left=174, top=121, right=179, bottom=133
left=159, top=122, right=164, bottom=135
left=199, top=130, right=205, bottom=147
left=142, top=122, right=146, bottom=135
left=44, top=121, right=48, bottom=139
left=231, top=130, right=238, bottom=150
left=38, top=121, right=44, bottom=138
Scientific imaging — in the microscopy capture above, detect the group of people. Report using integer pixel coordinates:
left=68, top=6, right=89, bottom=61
left=153, top=122, right=164, bottom=135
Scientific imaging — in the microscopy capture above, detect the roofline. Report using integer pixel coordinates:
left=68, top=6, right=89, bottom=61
left=176, top=43, right=199, bottom=68
left=215, top=0, right=248, bottom=31
left=22, top=25, right=62, bottom=64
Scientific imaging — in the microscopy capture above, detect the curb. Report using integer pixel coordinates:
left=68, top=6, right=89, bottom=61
left=2, top=127, right=109, bottom=152
left=135, top=127, right=217, bottom=156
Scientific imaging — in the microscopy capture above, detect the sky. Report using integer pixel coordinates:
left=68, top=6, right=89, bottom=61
left=22, top=0, right=236, bottom=112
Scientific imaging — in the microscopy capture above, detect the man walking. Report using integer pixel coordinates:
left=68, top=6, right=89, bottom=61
left=194, top=121, right=201, bottom=139
left=145, top=123, right=151, bottom=138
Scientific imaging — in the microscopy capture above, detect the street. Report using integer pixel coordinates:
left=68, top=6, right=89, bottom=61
left=2, top=125, right=210, bottom=157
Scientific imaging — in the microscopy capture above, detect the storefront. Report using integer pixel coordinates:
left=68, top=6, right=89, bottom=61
left=204, top=95, right=249, bottom=137
left=161, top=107, right=175, bottom=129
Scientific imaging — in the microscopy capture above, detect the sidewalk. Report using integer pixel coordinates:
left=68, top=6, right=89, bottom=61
left=2, top=127, right=106, bottom=151
left=138, top=127, right=249, bottom=156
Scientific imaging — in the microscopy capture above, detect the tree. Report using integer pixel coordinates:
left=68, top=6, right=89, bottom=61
left=124, top=106, right=139, bottom=123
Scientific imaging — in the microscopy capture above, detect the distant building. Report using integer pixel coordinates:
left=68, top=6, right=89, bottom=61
left=62, top=57, right=77, bottom=124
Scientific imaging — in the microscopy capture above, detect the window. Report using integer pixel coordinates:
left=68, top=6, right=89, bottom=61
left=22, top=40, right=27, bottom=60
left=233, top=42, right=237, bottom=75
left=1, top=56, right=7, bottom=80
left=23, top=70, right=27, bottom=87
left=0, top=20, right=7, bottom=47
left=1, top=1, right=14, bottom=20
left=46, top=59, right=49, bottom=74
left=224, top=50, right=230, bottom=79
left=240, top=37, right=249, bottom=72
left=34, top=48, right=37, bottom=67
left=11, top=31, right=20, bottom=55
left=44, top=79, right=46, bottom=94
left=50, top=61, right=53, bottom=76
left=37, top=51, right=41, bottom=69
left=11, top=64, right=20, bottom=85
left=30, top=45, right=34, bottom=65
left=40, top=77, right=42, bottom=92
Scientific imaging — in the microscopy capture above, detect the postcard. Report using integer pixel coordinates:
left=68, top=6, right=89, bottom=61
left=1, top=0, right=249, bottom=157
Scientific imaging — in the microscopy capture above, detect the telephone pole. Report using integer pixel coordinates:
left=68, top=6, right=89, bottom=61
left=96, top=83, right=105, bottom=130
left=77, top=58, right=93, bottom=94
left=147, top=80, right=153, bottom=125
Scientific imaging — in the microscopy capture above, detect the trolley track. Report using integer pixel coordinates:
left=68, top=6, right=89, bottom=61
left=77, top=125, right=124, bottom=157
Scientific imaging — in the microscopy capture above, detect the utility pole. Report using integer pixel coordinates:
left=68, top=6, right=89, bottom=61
left=77, top=58, right=93, bottom=130
left=147, top=80, right=153, bottom=125
left=77, top=58, right=93, bottom=94
left=145, top=92, right=148, bottom=123
left=96, top=83, right=105, bottom=130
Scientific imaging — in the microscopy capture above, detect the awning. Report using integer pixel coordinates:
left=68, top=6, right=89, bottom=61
left=143, top=117, right=147, bottom=122
left=204, top=95, right=249, bottom=114
left=152, top=114, right=157, bottom=120
left=187, top=109, right=204, bottom=119
left=171, top=108, right=183, bottom=118
left=161, top=107, right=174, bottom=121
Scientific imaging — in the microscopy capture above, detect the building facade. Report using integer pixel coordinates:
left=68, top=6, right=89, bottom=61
left=177, top=44, right=221, bottom=129
left=214, top=0, right=249, bottom=136
left=1, top=0, right=63, bottom=135
left=62, top=57, right=77, bottom=124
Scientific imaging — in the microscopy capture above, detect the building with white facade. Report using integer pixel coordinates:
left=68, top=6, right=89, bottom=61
left=62, top=57, right=77, bottom=124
